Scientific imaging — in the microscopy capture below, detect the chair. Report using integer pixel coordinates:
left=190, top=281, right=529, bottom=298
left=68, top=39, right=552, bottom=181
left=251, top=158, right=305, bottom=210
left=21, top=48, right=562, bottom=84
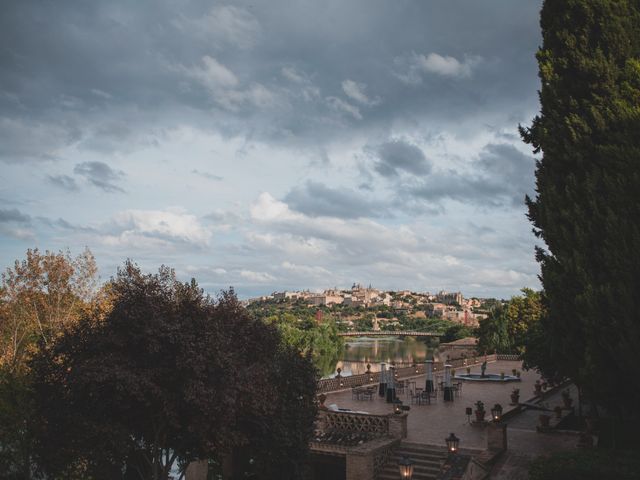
left=351, top=387, right=362, bottom=400
left=409, top=389, right=425, bottom=405
left=362, top=387, right=375, bottom=401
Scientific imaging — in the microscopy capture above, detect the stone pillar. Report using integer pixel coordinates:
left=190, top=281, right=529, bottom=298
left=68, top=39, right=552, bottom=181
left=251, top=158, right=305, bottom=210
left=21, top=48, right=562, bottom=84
left=388, top=412, right=408, bottom=439
left=185, top=460, right=208, bottom=480
left=346, top=452, right=374, bottom=480
left=487, top=422, right=508, bottom=452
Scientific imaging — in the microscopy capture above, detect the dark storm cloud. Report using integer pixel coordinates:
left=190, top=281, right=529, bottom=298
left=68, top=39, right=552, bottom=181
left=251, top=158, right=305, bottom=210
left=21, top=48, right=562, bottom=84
left=47, top=174, right=79, bottom=191
left=73, top=161, right=125, bottom=193
left=0, top=208, right=31, bottom=224
left=284, top=181, right=387, bottom=219
left=407, top=143, right=536, bottom=208
left=368, top=140, right=432, bottom=177
left=0, top=0, right=542, bottom=162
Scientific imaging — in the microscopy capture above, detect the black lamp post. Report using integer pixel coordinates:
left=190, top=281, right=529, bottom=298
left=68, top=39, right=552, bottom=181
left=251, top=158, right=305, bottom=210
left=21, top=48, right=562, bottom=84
left=445, top=433, right=460, bottom=455
left=465, top=407, right=473, bottom=424
left=491, top=403, right=503, bottom=422
left=398, top=456, right=414, bottom=479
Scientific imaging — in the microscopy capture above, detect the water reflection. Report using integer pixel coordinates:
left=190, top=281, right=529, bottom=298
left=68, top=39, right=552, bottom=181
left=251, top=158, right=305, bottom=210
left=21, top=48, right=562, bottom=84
left=320, top=336, right=433, bottom=378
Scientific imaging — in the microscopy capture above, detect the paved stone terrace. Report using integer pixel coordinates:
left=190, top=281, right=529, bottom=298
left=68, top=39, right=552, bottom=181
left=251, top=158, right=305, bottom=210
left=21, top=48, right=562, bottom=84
left=324, top=360, right=539, bottom=450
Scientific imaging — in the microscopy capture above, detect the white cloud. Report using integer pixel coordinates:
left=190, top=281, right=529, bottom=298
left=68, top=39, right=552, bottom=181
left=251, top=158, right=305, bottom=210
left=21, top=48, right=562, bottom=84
left=250, top=192, right=296, bottom=221
left=240, top=269, right=276, bottom=283
left=182, top=56, right=274, bottom=110
left=341, top=80, right=380, bottom=106
left=189, top=55, right=239, bottom=89
left=103, top=208, right=213, bottom=247
left=281, top=66, right=306, bottom=84
left=417, top=53, right=481, bottom=77
left=186, top=5, right=261, bottom=50
left=326, top=96, right=362, bottom=120
left=395, top=52, right=482, bottom=84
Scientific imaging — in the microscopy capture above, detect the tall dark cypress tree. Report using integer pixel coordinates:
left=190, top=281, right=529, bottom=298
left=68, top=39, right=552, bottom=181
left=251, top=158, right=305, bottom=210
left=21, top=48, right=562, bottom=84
left=521, top=0, right=640, bottom=414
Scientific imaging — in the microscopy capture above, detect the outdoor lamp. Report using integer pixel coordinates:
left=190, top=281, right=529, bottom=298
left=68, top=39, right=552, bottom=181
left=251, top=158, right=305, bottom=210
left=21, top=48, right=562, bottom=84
left=394, top=399, right=403, bottom=414
left=414, top=363, right=419, bottom=374
left=337, top=368, right=343, bottom=387
left=491, top=403, right=503, bottom=422
left=398, top=456, right=414, bottom=479
left=445, top=433, right=460, bottom=455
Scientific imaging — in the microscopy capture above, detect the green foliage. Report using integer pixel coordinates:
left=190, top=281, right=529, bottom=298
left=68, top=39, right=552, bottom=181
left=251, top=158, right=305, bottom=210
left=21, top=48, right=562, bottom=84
left=0, top=370, right=38, bottom=479
left=263, top=312, right=344, bottom=377
left=529, top=450, right=640, bottom=480
left=30, top=262, right=317, bottom=480
left=521, top=0, right=640, bottom=413
left=478, top=289, right=542, bottom=355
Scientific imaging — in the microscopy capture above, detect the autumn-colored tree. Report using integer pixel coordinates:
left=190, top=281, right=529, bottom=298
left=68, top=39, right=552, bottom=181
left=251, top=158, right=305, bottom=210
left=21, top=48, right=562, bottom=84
left=31, top=262, right=317, bottom=480
left=0, top=248, right=100, bottom=478
left=0, top=248, right=98, bottom=372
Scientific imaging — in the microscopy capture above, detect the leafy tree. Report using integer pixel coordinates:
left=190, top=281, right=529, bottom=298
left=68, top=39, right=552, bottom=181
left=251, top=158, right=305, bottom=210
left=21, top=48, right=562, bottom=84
left=520, top=0, right=640, bottom=413
left=477, top=289, right=542, bottom=354
left=440, top=323, right=476, bottom=344
left=0, top=248, right=98, bottom=373
left=0, top=248, right=99, bottom=478
left=30, top=262, right=317, bottom=480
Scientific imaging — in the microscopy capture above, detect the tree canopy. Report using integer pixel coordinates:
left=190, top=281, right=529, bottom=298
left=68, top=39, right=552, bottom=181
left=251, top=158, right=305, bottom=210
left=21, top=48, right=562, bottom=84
left=31, top=262, right=318, bottom=480
left=477, top=289, right=542, bottom=355
left=520, top=0, right=640, bottom=413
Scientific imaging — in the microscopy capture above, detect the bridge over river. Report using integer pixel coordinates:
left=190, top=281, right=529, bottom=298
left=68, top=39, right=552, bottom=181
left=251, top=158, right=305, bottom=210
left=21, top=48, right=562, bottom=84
left=337, top=330, right=441, bottom=337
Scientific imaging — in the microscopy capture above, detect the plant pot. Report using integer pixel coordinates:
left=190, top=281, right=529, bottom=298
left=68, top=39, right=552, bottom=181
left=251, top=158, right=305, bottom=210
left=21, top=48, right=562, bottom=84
left=475, top=410, right=486, bottom=422
left=510, top=393, right=520, bottom=405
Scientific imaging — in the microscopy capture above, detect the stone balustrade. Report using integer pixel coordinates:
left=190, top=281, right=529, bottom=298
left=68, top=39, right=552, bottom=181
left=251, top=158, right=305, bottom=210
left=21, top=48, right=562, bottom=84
left=317, top=354, right=498, bottom=393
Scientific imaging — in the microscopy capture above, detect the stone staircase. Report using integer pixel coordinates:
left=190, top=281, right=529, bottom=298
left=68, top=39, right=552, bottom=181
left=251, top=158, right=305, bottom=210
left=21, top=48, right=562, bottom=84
left=376, top=442, right=445, bottom=480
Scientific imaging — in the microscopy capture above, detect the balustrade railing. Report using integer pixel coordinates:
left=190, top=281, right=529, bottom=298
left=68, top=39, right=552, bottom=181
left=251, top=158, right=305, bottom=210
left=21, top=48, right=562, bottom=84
left=317, top=354, right=500, bottom=393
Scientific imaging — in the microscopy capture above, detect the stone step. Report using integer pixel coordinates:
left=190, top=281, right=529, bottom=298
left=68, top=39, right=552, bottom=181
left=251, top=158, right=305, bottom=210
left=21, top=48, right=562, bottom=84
left=375, top=442, right=445, bottom=480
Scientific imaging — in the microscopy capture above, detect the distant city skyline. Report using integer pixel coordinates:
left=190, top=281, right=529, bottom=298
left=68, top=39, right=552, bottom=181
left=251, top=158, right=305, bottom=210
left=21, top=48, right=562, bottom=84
left=1, top=1, right=543, bottom=299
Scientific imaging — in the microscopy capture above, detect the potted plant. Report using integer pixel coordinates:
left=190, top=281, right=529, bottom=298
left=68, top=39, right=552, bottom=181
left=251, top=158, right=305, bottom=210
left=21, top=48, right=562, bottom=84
left=474, top=400, right=486, bottom=422
left=466, top=366, right=471, bottom=375
left=510, top=388, right=520, bottom=405
left=554, top=405, right=562, bottom=419
left=512, top=368, right=517, bottom=376
left=500, top=371, right=505, bottom=380
left=561, top=390, right=573, bottom=408
left=539, top=413, right=551, bottom=428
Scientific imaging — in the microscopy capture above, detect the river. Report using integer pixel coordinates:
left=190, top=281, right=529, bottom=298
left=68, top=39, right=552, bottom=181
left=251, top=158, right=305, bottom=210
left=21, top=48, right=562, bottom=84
left=320, top=335, right=435, bottom=378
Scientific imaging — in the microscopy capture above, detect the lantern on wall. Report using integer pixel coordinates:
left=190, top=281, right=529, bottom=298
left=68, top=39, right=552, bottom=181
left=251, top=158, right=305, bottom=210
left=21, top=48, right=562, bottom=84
left=491, top=403, right=503, bottom=422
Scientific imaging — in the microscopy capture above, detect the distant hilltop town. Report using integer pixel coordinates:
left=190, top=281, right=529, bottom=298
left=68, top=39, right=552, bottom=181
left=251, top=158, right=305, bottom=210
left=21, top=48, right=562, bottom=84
left=246, top=284, right=490, bottom=327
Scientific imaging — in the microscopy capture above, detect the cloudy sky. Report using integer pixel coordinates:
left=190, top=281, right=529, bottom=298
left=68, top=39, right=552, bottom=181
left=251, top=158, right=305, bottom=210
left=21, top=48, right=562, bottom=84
left=0, top=0, right=544, bottom=299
